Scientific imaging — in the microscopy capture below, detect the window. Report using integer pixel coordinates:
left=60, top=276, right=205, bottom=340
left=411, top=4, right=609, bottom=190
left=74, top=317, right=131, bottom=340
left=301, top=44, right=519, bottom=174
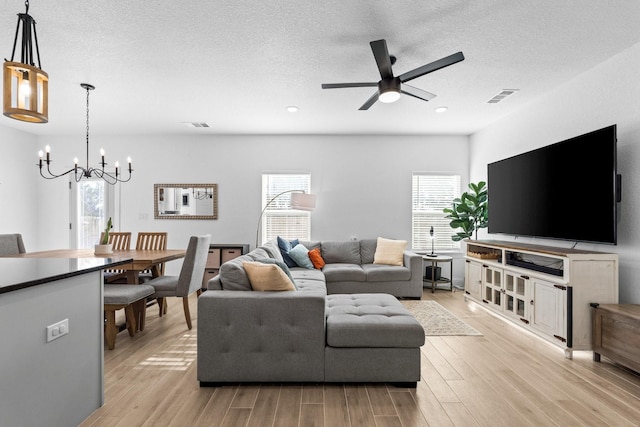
left=69, top=178, right=114, bottom=249
left=412, top=173, right=461, bottom=251
left=260, top=174, right=311, bottom=245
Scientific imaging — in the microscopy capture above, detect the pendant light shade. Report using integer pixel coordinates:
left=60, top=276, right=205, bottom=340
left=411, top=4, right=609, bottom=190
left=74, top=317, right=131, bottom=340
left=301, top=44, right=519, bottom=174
left=3, top=1, right=49, bottom=123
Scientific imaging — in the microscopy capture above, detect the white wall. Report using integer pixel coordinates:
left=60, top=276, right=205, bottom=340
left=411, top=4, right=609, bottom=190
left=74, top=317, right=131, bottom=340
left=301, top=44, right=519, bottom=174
left=470, top=42, right=640, bottom=303
left=0, top=125, right=39, bottom=248
left=28, top=133, right=469, bottom=279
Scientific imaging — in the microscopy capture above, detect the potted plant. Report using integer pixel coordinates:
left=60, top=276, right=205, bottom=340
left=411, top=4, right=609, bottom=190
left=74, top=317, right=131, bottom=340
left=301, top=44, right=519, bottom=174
left=443, top=181, right=488, bottom=241
left=94, top=217, right=113, bottom=254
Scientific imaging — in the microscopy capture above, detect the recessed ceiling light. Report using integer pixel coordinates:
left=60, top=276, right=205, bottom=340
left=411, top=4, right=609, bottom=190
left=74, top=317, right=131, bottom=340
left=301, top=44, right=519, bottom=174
left=286, top=106, right=299, bottom=113
left=435, top=106, right=448, bottom=113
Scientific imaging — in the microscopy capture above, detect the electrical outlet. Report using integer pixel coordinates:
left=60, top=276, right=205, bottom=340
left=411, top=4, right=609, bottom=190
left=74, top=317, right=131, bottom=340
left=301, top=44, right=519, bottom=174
left=46, top=318, right=69, bottom=342
left=350, top=235, right=358, bottom=241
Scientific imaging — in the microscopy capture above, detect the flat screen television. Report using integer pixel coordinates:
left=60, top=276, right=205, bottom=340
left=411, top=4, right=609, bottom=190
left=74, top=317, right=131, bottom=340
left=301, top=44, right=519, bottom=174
left=487, top=124, right=619, bottom=245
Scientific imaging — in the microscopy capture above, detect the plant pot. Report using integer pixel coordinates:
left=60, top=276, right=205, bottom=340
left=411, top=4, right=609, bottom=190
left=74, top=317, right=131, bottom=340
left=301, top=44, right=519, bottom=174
left=94, top=244, right=113, bottom=255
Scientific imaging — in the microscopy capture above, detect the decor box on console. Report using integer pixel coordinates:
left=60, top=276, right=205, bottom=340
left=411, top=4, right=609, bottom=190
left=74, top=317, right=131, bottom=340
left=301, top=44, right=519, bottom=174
left=197, top=238, right=425, bottom=386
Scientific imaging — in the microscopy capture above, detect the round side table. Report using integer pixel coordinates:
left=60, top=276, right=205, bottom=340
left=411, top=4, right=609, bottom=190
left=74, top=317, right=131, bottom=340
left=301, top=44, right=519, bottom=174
left=422, top=254, right=453, bottom=293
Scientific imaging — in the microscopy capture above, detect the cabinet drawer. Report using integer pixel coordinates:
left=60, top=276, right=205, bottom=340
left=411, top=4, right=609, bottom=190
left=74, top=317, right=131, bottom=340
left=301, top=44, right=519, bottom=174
left=202, top=268, right=219, bottom=289
left=206, top=249, right=221, bottom=268
left=222, top=249, right=242, bottom=263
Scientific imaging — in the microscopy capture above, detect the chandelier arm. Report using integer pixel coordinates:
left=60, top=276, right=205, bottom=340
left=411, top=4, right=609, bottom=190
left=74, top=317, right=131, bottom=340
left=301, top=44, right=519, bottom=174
left=31, top=19, right=41, bottom=69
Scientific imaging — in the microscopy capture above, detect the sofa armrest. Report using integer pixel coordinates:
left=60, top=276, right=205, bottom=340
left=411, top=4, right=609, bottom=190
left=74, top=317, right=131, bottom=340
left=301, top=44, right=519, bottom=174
left=404, top=250, right=423, bottom=281
left=197, top=290, right=327, bottom=383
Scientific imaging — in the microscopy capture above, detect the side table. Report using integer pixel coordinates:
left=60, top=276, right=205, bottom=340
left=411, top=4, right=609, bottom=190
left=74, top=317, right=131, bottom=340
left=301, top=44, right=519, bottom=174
left=422, top=254, right=453, bottom=293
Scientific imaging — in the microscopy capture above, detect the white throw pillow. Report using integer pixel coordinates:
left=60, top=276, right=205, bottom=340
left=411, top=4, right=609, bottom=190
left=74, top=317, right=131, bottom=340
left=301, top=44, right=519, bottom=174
left=373, top=237, right=407, bottom=266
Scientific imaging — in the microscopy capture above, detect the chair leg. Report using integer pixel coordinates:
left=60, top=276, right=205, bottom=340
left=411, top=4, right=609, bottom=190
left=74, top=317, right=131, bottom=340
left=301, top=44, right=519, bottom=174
left=104, top=308, right=118, bottom=350
left=157, top=297, right=165, bottom=317
left=182, top=297, right=192, bottom=330
left=134, top=299, right=148, bottom=331
left=124, top=304, right=137, bottom=337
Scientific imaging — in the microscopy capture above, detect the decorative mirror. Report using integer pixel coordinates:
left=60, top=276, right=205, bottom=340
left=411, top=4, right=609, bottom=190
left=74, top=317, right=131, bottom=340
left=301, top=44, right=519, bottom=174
left=154, top=184, right=218, bottom=220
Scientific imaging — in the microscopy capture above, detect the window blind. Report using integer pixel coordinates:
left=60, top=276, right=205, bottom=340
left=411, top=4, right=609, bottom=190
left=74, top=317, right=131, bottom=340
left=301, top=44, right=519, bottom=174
left=261, top=174, right=311, bottom=245
left=412, top=173, right=461, bottom=251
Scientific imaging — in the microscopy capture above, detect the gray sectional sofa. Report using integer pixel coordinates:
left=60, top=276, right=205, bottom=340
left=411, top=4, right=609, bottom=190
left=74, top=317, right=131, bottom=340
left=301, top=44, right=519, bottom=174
left=197, top=238, right=426, bottom=386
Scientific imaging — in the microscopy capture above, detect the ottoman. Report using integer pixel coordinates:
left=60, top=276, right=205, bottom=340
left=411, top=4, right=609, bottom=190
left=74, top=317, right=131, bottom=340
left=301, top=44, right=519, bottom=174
left=324, top=293, right=425, bottom=387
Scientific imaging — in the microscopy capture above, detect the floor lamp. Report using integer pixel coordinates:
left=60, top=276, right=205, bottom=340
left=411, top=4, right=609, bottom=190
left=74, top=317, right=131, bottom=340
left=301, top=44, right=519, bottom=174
left=255, top=190, right=316, bottom=248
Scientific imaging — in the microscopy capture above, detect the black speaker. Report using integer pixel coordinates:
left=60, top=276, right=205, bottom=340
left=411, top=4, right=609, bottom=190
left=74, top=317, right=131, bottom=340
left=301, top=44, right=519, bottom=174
left=424, top=266, right=441, bottom=281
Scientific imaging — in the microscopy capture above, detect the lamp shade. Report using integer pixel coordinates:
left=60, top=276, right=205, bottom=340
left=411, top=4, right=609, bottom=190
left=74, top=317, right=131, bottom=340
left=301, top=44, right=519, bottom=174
left=3, top=61, right=48, bottom=123
left=290, top=192, right=316, bottom=211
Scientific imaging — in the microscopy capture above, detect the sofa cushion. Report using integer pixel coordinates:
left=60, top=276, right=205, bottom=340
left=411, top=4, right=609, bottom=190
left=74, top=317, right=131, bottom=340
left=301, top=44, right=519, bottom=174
left=322, top=263, right=366, bottom=282
left=373, top=237, right=407, bottom=266
left=260, top=239, right=284, bottom=263
left=325, top=294, right=425, bottom=348
left=257, top=258, right=297, bottom=288
left=321, top=241, right=361, bottom=264
left=359, top=239, right=377, bottom=264
left=277, top=236, right=299, bottom=267
left=290, top=268, right=328, bottom=294
left=218, top=254, right=255, bottom=291
left=362, top=264, right=411, bottom=282
left=288, top=244, right=315, bottom=269
left=308, top=247, right=326, bottom=269
left=243, top=261, right=296, bottom=291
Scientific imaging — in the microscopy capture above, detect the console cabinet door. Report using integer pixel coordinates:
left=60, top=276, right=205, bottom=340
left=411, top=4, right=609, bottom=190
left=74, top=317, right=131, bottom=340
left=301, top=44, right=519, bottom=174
left=465, top=260, right=482, bottom=300
left=482, top=265, right=503, bottom=311
left=530, top=278, right=566, bottom=341
left=504, top=272, right=530, bottom=324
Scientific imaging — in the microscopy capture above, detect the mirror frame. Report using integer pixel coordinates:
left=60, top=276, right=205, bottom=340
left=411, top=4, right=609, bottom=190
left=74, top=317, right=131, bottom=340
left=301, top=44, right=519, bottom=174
left=154, top=183, right=218, bottom=220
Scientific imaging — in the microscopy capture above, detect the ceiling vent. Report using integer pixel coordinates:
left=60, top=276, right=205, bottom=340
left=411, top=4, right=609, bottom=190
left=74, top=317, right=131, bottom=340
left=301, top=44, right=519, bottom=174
left=182, top=122, right=210, bottom=128
left=487, top=89, right=519, bottom=104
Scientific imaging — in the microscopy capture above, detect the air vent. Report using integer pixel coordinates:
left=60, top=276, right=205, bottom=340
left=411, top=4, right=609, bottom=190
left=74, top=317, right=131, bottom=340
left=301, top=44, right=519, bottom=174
left=487, top=89, right=519, bottom=104
left=182, top=122, right=210, bottom=128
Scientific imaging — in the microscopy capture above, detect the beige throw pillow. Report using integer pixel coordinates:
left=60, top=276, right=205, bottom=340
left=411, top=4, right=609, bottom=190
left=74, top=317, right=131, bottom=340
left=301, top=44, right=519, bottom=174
left=373, top=237, right=407, bottom=266
left=243, top=261, right=296, bottom=291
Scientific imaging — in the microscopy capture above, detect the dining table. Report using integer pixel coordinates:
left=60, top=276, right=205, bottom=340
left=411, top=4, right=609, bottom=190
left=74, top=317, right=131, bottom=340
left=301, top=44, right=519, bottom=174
left=12, top=248, right=186, bottom=284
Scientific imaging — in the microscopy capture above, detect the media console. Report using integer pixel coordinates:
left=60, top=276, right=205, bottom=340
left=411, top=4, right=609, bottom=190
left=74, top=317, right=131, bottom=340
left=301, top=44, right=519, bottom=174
left=464, top=240, right=618, bottom=358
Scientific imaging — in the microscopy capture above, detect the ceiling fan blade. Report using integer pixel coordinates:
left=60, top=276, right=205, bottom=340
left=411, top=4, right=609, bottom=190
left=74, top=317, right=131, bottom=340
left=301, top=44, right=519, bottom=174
left=401, top=84, right=437, bottom=102
left=370, top=39, right=394, bottom=80
left=321, top=82, right=378, bottom=89
left=359, top=92, right=379, bottom=110
left=398, top=51, right=465, bottom=83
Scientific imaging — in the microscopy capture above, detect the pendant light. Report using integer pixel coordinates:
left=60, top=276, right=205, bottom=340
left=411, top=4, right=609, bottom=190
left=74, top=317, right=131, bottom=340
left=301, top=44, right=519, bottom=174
left=37, top=83, right=133, bottom=184
left=3, top=0, right=48, bottom=123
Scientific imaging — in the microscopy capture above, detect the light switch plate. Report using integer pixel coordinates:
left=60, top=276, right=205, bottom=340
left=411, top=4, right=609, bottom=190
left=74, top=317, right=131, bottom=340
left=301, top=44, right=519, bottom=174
left=46, top=318, right=69, bottom=342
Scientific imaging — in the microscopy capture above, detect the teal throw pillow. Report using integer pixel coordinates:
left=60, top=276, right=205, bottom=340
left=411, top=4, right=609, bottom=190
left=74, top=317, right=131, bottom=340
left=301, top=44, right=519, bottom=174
left=288, top=243, right=315, bottom=269
left=257, top=258, right=297, bottom=288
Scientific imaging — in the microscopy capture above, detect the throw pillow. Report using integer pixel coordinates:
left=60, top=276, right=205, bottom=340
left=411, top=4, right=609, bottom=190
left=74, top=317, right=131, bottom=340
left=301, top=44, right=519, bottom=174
left=243, top=261, right=296, bottom=291
left=308, top=247, right=325, bottom=269
left=288, top=243, right=315, bottom=269
left=277, top=236, right=299, bottom=268
left=257, top=258, right=297, bottom=288
left=373, top=237, right=407, bottom=266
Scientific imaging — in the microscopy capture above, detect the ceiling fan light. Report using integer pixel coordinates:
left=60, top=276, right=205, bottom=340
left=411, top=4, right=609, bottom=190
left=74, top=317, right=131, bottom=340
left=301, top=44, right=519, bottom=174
left=378, top=77, right=401, bottom=103
left=379, top=90, right=401, bottom=103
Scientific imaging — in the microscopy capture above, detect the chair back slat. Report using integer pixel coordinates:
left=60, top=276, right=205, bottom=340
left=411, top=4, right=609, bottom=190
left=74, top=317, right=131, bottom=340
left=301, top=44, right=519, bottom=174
left=136, top=232, right=168, bottom=275
left=100, top=232, right=132, bottom=279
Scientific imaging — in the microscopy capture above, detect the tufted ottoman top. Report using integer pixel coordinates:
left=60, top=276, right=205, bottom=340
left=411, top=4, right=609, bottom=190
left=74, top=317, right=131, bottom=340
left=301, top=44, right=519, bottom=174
left=325, top=294, right=425, bottom=348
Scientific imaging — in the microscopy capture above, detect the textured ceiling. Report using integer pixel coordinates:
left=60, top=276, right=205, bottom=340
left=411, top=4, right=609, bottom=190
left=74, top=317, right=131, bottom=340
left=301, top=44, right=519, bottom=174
left=1, top=0, right=640, bottom=137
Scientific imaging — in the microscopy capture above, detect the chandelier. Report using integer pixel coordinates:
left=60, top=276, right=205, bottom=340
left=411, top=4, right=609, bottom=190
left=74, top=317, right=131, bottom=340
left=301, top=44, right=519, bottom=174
left=37, top=83, right=133, bottom=184
left=3, top=0, right=48, bottom=123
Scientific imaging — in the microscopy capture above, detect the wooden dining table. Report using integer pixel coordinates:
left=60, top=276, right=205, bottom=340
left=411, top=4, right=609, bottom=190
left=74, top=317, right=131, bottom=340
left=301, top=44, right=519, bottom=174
left=13, top=248, right=186, bottom=284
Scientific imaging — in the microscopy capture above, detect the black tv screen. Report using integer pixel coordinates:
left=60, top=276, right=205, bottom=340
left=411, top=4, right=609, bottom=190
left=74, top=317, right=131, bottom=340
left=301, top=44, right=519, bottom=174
left=488, top=125, right=618, bottom=245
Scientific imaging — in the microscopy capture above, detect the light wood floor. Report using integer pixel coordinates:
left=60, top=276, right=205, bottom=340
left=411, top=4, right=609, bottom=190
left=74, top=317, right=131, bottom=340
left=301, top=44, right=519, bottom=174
left=80, top=289, right=640, bottom=427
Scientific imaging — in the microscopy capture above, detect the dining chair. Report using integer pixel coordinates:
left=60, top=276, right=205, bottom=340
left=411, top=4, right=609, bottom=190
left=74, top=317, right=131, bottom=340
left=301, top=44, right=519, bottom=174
left=0, top=233, right=26, bottom=256
left=146, top=234, right=211, bottom=330
left=135, top=232, right=168, bottom=282
left=100, top=231, right=132, bottom=283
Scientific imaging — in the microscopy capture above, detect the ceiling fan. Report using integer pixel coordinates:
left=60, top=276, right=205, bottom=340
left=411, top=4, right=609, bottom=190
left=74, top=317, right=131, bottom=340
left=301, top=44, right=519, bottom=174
left=321, top=39, right=464, bottom=110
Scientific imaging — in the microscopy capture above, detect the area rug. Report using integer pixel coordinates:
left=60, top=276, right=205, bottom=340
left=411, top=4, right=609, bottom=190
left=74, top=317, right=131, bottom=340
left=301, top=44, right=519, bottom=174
left=401, top=300, right=483, bottom=336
